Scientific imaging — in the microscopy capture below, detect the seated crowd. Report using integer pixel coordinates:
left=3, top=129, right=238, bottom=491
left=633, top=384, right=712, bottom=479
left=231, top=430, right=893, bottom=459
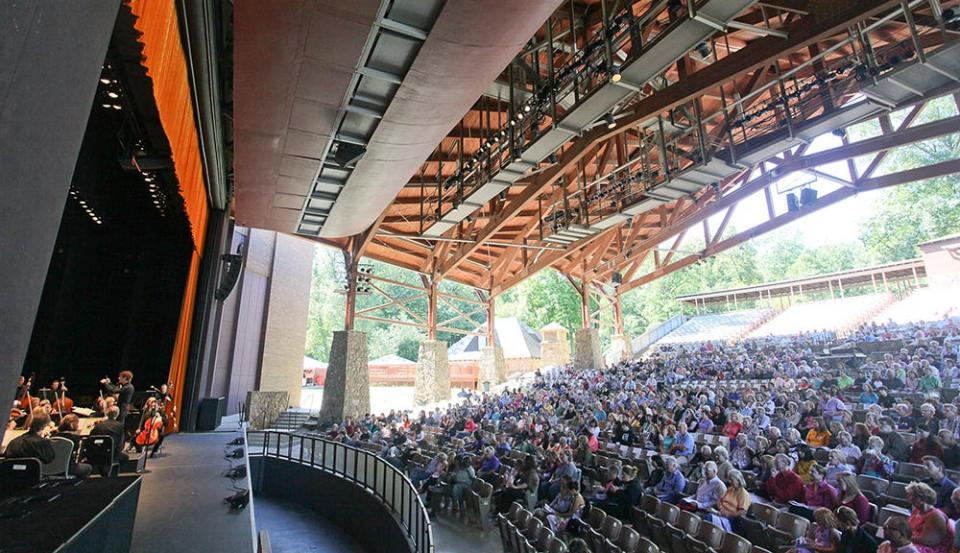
left=318, top=317, right=960, bottom=553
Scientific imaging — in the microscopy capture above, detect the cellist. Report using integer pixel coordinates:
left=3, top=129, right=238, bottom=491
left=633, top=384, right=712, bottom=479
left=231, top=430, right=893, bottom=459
left=133, top=397, right=166, bottom=458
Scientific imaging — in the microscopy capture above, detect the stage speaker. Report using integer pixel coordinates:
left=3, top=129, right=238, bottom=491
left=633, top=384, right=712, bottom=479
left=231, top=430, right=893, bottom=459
left=786, top=193, right=800, bottom=212
left=197, top=397, right=225, bottom=431
left=333, top=143, right=366, bottom=168
left=800, top=187, right=818, bottom=206
left=215, top=252, right=243, bottom=301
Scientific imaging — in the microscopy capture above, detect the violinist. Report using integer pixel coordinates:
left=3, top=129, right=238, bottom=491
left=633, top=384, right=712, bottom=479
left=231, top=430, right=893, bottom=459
left=55, top=414, right=93, bottom=478
left=133, top=397, right=166, bottom=458
left=5, top=408, right=56, bottom=463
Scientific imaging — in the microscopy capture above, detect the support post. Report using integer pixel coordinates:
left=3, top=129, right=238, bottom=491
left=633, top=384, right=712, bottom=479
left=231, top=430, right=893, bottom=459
left=478, top=294, right=505, bottom=389
left=574, top=278, right=601, bottom=369
left=415, top=274, right=450, bottom=404
left=608, top=295, right=633, bottom=365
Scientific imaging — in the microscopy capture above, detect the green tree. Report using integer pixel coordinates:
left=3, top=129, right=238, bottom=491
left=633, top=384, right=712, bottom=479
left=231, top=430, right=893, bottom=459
left=858, top=96, right=960, bottom=261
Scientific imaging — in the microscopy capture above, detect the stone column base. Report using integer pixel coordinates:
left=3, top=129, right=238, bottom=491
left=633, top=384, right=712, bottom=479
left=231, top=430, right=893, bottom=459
left=607, top=334, right=634, bottom=365
left=573, top=328, right=602, bottom=370
left=246, top=391, right=290, bottom=430
left=319, top=330, right=369, bottom=423
left=478, top=345, right=505, bottom=389
left=414, top=340, right=450, bottom=405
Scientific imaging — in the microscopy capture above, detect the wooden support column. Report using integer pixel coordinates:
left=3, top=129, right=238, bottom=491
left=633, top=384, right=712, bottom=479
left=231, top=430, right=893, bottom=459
left=581, top=279, right=591, bottom=330
left=486, top=293, right=496, bottom=343
left=613, top=295, right=624, bottom=336
left=343, top=249, right=360, bottom=331
left=427, top=275, right=438, bottom=340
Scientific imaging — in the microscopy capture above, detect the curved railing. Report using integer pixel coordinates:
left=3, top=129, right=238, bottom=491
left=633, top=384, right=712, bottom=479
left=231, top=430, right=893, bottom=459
left=247, top=431, right=434, bottom=553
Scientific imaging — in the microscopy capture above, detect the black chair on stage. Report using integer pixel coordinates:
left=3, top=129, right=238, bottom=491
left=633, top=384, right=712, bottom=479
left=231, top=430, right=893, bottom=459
left=79, top=436, right=118, bottom=477
left=0, top=458, right=42, bottom=497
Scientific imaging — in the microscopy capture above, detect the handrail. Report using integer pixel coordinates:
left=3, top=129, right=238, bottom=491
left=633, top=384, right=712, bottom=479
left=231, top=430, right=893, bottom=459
left=247, top=430, right=434, bottom=553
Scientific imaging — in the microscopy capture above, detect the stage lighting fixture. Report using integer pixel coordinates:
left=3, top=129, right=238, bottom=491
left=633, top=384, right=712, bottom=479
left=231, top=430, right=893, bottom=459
left=523, top=104, right=531, bottom=113
left=499, top=190, right=507, bottom=201
left=547, top=153, right=558, bottom=164
left=610, top=64, right=622, bottom=82
left=832, top=128, right=847, bottom=138
left=800, top=187, right=818, bottom=206
left=604, top=113, right=616, bottom=129
left=695, top=42, right=711, bottom=59
left=612, top=272, right=623, bottom=285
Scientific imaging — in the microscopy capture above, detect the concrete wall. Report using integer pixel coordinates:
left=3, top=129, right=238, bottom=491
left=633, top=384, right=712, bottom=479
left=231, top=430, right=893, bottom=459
left=920, top=238, right=960, bottom=288
left=258, top=233, right=313, bottom=406
left=209, top=228, right=313, bottom=414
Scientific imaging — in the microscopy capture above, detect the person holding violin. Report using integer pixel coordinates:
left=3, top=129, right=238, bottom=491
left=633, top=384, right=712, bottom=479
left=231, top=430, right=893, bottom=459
left=4, top=408, right=56, bottom=464
left=133, top=397, right=166, bottom=458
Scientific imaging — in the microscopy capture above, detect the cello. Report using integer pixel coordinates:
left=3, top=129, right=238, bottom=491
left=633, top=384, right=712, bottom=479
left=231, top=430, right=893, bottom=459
left=134, top=398, right=164, bottom=449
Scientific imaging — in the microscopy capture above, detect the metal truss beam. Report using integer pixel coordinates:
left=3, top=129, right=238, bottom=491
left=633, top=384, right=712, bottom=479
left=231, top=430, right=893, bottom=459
left=615, top=157, right=960, bottom=295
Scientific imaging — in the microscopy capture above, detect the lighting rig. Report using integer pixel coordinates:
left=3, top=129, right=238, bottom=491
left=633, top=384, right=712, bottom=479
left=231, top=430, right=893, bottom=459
left=337, top=263, right=375, bottom=295
left=440, top=7, right=639, bottom=195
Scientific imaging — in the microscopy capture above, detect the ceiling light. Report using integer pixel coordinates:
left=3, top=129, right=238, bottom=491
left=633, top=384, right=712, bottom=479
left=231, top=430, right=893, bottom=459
left=605, top=113, right=617, bottom=129
left=107, top=91, right=119, bottom=99
left=112, top=104, right=121, bottom=110
left=523, top=105, right=531, bottom=113
left=102, top=104, right=111, bottom=109
left=100, top=78, right=111, bottom=84
left=610, top=65, right=622, bottom=82
left=144, top=176, right=153, bottom=182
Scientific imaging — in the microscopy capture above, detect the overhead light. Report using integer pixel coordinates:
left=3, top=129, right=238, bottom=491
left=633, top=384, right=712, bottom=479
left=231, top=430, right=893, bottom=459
left=610, top=64, right=622, bottom=82
left=499, top=190, right=507, bottom=201
left=605, top=113, right=617, bottom=129
left=107, top=91, right=119, bottom=99
left=513, top=151, right=523, bottom=163
left=523, top=105, right=531, bottom=113
left=695, top=42, right=711, bottom=59
left=100, top=78, right=111, bottom=84
left=112, top=104, right=121, bottom=110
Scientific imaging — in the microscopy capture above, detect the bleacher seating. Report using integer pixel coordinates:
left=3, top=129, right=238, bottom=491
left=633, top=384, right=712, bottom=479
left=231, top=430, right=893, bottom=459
left=659, top=309, right=774, bottom=344
left=870, top=285, right=960, bottom=325
left=746, top=293, right=891, bottom=338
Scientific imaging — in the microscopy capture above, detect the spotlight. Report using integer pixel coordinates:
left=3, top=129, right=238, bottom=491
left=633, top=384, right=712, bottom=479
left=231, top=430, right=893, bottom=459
left=112, top=104, right=121, bottom=110
left=523, top=104, right=531, bottom=113
left=100, top=78, right=111, bottom=84
left=547, top=153, right=558, bottom=164
left=513, top=151, right=523, bottom=163
left=832, top=128, right=847, bottom=138
left=610, top=64, right=622, bottom=82
left=107, top=91, right=119, bottom=99
left=604, top=113, right=617, bottom=129
left=626, top=216, right=633, bottom=227
left=695, top=42, right=711, bottom=59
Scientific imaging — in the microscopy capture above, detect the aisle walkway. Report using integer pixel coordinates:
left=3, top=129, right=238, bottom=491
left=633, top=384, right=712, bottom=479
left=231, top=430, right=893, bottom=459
left=255, top=495, right=366, bottom=553
left=131, top=433, right=255, bottom=553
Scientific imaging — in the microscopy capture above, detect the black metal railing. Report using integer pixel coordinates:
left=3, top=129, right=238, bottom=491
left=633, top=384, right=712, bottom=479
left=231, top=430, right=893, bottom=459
left=247, top=431, right=434, bottom=553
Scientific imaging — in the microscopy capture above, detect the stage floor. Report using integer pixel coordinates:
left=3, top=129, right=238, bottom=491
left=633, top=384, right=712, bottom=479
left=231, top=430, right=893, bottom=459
left=131, top=432, right=254, bottom=553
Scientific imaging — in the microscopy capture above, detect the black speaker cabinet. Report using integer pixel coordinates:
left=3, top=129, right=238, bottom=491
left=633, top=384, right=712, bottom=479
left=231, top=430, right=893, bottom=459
left=196, top=397, right=225, bottom=431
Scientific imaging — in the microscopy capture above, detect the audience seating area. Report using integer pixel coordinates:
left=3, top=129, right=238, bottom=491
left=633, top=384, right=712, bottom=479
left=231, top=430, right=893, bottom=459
left=746, top=293, right=891, bottom=339
left=871, top=286, right=960, bottom=325
left=658, top=310, right=774, bottom=345
left=276, top=294, right=960, bottom=553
